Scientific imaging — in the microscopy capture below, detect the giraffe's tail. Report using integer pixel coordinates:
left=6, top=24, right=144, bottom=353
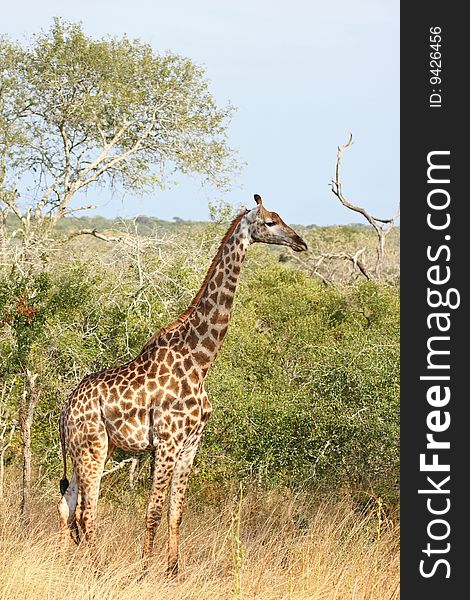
left=59, top=411, right=69, bottom=495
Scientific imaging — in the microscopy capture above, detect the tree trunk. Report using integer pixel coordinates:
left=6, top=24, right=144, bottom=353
left=19, top=371, right=38, bottom=528
left=375, top=231, right=386, bottom=280
left=0, top=448, right=5, bottom=504
left=0, top=426, right=15, bottom=504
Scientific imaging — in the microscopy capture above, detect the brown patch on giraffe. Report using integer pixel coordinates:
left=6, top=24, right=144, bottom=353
left=147, top=363, right=157, bottom=378
left=123, top=388, right=133, bottom=400
left=197, top=321, right=209, bottom=336
left=202, top=337, right=216, bottom=353
left=159, top=363, right=170, bottom=376
left=186, top=330, right=199, bottom=350
left=200, top=300, right=212, bottom=317
left=188, top=369, right=199, bottom=384
left=132, top=375, right=145, bottom=388
left=193, top=351, right=210, bottom=365
left=220, top=292, right=232, bottom=307
left=180, top=380, right=192, bottom=398
left=128, top=416, right=139, bottom=428
left=106, top=405, right=121, bottom=420
left=174, top=364, right=185, bottom=379
left=156, top=348, right=167, bottom=362
left=211, top=311, right=228, bottom=325
left=120, top=424, right=132, bottom=437
left=215, top=271, right=223, bottom=286
left=167, top=379, right=179, bottom=395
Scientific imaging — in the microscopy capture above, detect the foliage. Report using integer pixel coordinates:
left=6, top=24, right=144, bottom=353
left=201, top=261, right=399, bottom=502
left=0, top=224, right=399, bottom=504
left=0, top=19, right=238, bottom=237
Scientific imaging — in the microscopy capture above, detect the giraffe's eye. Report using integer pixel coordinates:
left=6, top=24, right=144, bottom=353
left=265, top=221, right=276, bottom=227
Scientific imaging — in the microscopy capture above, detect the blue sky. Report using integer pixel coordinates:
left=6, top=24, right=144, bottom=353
left=2, top=0, right=399, bottom=225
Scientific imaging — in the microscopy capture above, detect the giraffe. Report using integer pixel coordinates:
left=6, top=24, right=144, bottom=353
left=57, top=194, right=307, bottom=577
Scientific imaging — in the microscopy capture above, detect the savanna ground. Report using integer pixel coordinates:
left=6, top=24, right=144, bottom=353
left=1, top=216, right=400, bottom=599
left=0, top=478, right=399, bottom=600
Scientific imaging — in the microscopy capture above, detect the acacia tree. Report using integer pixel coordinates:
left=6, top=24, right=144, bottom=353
left=0, top=19, right=238, bottom=243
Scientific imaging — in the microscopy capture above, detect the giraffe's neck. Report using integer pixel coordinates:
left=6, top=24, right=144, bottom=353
left=185, top=218, right=250, bottom=374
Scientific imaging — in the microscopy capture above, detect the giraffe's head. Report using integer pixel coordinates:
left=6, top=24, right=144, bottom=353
left=245, top=194, right=308, bottom=252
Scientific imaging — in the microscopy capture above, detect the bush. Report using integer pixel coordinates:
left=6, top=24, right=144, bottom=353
left=0, top=233, right=399, bottom=504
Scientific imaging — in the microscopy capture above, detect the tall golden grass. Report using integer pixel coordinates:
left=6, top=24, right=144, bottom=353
left=0, top=482, right=399, bottom=600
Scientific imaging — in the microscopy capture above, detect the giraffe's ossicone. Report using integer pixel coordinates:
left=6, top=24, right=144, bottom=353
left=57, top=194, right=307, bottom=577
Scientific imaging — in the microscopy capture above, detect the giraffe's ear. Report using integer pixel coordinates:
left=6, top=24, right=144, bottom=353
left=254, top=194, right=263, bottom=206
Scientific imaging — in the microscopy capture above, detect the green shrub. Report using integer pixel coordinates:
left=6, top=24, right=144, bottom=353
left=0, top=238, right=399, bottom=504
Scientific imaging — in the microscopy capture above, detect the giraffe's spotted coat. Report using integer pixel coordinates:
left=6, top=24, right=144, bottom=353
left=57, top=195, right=307, bottom=577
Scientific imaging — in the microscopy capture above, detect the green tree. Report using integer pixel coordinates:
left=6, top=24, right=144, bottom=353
left=0, top=19, right=238, bottom=241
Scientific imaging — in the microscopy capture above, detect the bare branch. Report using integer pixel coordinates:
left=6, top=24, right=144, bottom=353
left=314, top=248, right=372, bottom=281
left=65, top=228, right=125, bottom=243
left=330, top=134, right=400, bottom=279
left=102, top=457, right=136, bottom=477
left=62, top=204, right=97, bottom=217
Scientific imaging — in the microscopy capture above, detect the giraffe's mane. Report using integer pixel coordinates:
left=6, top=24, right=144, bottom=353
left=142, top=210, right=246, bottom=350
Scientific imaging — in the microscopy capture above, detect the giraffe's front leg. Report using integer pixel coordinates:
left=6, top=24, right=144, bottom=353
left=167, top=432, right=203, bottom=578
left=142, top=437, right=180, bottom=576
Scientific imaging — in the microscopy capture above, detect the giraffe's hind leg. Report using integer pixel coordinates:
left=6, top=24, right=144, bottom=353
left=58, top=471, right=80, bottom=548
left=72, top=442, right=115, bottom=546
left=73, top=444, right=108, bottom=554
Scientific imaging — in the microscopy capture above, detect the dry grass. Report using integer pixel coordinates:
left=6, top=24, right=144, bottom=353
left=0, top=484, right=399, bottom=600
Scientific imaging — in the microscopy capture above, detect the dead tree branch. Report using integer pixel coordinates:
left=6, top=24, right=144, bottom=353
left=102, top=457, right=139, bottom=487
left=66, top=229, right=125, bottom=244
left=292, top=247, right=372, bottom=284
left=330, top=133, right=400, bottom=279
left=316, top=248, right=372, bottom=281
